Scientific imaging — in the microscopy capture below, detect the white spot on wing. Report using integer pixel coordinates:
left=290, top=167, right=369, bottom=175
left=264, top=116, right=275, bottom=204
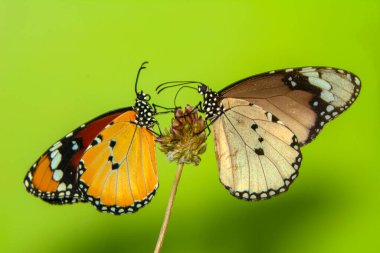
left=50, top=152, right=62, bottom=170
left=308, top=77, right=332, bottom=90
left=53, top=170, right=63, bottom=181
left=302, top=67, right=316, bottom=71
left=50, top=149, right=58, bottom=158
left=354, top=76, right=361, bottom=85
left=302, top=71, right=319, bottom=77
left=321, top=90, right=334, bottom=103
left=326, top=105, right=334, bottom=112
left=72, top=141, right=79, bottom=151
left=267, top=113, right=272, bottom=121
left=49, top=141, right=62, bottom=152
left=57, top=182, right=66, bottom=191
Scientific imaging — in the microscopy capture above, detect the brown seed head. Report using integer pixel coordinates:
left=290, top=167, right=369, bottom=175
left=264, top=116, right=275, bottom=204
left=156, top=105, right=207, bottom=165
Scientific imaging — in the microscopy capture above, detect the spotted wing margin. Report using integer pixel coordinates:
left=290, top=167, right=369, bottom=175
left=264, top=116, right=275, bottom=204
left=219, top=67, right=361, bottom=145
left=78, top=111, right=158, bottom=215
left=24, top=107, right=131, bottom=205
left=212, top=98, right=302, bottom=200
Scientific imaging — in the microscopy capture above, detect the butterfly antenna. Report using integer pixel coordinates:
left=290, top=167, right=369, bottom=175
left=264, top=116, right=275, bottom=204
left=156, top=81, right=204, bottom=94
left=156, top=81, right=189, bottom=91
left=135, top=61, right=149, bottom=95
left=173, top=85, right=198, bottom=108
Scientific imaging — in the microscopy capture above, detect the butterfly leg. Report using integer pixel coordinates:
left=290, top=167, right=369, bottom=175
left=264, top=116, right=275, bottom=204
left=194, top=101, right=205, bottom=113
left=155, top=122, right=163, bottom=136
left=204, top=120, right=212, bottom=137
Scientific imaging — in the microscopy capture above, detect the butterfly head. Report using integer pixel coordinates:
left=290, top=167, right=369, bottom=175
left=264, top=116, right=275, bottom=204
left=136, top=90, right=151, bottom=102
left=198, top=84, right=223, bottom=120
left=134, top=91, right=157, bottom=128
left=197, top=84, right=209, bottom=95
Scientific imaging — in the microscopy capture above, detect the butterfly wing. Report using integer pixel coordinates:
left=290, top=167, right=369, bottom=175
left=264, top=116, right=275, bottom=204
left=24, top=108, right=130, bottom=204
left=78, top=110, right=158, bottom=215
left=212, top=98, right=302, bottom=200
left=219, top=67, right=361, bottom=145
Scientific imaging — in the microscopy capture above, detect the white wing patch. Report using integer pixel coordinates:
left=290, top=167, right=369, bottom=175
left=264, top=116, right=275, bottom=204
left=213, top=98, right=302, bottom=200
left=300, top=68, right=360, bottom=107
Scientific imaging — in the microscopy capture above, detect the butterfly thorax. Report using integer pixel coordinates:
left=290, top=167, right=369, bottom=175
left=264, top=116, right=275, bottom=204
left=134, top=91, right=157, bottom=128
left=198, top=85, right=223, bottom=120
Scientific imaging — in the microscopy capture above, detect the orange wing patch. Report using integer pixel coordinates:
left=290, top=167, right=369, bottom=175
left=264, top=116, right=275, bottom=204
left=31, top=155, right=59, bottom=192
left=24, top=152, right=83, bottom=204
left=78, top=111, right=158, bottom=215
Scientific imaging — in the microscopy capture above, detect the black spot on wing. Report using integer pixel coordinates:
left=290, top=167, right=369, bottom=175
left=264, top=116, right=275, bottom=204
left=110, top=140, right=116, bottom=148
left=112, top=163, right=120, bottom=170
left=91, top=135, right=103, bottom=146
left=254, top=148, right=264, bottom=156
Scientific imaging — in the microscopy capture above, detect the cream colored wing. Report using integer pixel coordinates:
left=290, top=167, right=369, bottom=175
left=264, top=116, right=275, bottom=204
left=213, top=98, right=302, bottom=200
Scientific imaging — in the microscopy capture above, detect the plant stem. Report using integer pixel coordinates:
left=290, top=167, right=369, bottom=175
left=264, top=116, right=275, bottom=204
left=154, top=163, right=184, bottom=253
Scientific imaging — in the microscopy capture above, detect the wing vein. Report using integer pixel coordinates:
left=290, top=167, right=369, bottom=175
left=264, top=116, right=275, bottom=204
left=223, top=114, right=271, bottom=191
left=140, top=128, right=148, bottom=195
left=223, top=110, right=297, bottom=181
left=143, top=131, right=158, bottom=182
left=124, top=126, right=138, bottom=202
left=244, top=144, right=251, bottom=191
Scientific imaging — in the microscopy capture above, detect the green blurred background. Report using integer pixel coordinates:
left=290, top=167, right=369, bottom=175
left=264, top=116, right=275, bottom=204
left=1, top=0, right=379, bottom=252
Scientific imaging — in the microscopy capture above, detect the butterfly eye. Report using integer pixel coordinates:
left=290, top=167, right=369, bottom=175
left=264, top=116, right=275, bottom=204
left=198, top=84, right=207, bottom=94
left=137, top=92, right=145, bottom=100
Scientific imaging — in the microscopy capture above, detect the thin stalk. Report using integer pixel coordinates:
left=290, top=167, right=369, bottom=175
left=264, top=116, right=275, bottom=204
left=154, top=163, right=184, bottom=253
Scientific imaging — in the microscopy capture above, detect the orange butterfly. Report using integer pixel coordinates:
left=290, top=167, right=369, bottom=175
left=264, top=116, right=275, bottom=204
left=24, top=62, right=159, bottom=214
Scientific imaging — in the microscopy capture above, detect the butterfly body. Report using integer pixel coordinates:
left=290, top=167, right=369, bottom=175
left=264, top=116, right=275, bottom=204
left=198, top=67, right=360, bottom=200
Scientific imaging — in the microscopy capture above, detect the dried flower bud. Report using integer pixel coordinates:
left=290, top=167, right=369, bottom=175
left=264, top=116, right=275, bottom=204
left=156, top=105, right=207, bottom=166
